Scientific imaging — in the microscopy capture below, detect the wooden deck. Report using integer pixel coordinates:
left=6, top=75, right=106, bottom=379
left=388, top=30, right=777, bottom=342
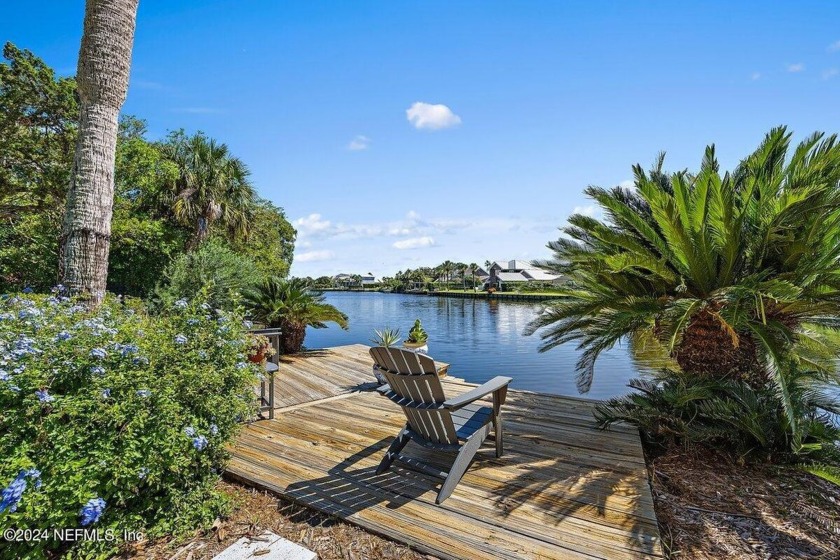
left=229, top=344, right=663, bottom=560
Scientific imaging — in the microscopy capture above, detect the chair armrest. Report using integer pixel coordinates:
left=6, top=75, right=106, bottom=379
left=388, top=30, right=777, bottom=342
left=376, top=383, right=391, bottom=394
left=443, top=376, right=512, bottom=410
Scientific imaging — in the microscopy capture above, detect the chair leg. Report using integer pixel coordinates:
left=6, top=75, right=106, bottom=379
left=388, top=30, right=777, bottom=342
left=492, top=413, right=503, bottom=458
left=436, top=428, right=486, bottom=504
left=376, top=427, right=411, bottom=475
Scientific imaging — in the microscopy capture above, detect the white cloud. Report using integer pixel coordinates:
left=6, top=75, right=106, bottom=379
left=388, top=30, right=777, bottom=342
left=822, top=68, right=839, bottom=80
left=406, top=102, right=461, bottom=130
left=828, top=40, right=840, bottom=53
left=293, top=213, right=332, bottom=236
left=786, top=63, right=805, bottom=73
left=619, top=179, right=635, bottom=190
left=393, top=236, right=435, bottom=250
left=750, top=72, right=761, bottom=81
left=295, top=250, right=335, bottom=262
left=572, top=205, right=600, bottom=217
left=346, top=135, right=371, bottom=151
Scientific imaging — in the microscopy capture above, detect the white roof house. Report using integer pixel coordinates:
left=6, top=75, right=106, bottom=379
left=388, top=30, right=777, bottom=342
left=484, top=260, right=560, bottom=286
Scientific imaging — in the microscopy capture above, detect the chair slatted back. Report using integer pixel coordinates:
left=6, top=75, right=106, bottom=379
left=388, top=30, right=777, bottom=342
left=370, top=347, right=458, bottom=445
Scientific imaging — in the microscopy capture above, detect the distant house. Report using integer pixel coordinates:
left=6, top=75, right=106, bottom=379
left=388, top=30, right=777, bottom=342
left=332, top=272, right=377, bottom=288
left=483, top=260, right=561, bottom=290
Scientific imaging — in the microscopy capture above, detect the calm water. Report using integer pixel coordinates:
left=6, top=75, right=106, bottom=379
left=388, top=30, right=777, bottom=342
left=304, top=292, right=642, bottom=400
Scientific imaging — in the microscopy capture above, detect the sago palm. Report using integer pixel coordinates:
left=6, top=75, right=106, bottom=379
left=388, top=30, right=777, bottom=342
left=244, top=277, right=348, bottom=354
left=163, top=131, right=256, bottom=249
left=526, top=127, right=840, bottom=422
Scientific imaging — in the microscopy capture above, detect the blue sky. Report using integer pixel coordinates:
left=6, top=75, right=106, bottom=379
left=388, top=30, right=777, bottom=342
left=5, top=1, right=840, bottom=277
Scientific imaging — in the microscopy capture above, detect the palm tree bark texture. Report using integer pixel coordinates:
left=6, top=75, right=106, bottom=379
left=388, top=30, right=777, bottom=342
left=60, top=0, right=139, bottom=305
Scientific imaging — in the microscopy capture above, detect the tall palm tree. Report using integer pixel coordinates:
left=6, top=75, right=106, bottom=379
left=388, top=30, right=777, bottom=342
left=526, top=128, right=840, bottom=406
left=60, top=0, right=139, bottom=304
left=469, top=263, right=479, bottom=289
left=163, top=131, right=256, bottom=249
left=244, top=277, right=348, bottom=354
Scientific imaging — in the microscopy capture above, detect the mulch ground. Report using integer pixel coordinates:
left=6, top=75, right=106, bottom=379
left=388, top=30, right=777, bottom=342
left=648, top=447, right=840, bottom=559
left=119, top=481, right=434, bottom=560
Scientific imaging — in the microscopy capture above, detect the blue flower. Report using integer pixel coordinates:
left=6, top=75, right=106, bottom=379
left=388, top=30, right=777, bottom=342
left=0, top=370, right=8, bottom=382
left=132, top=356, right=149, bottom=366
left=184, top=426, right=196, bottom=437
left=174, top=299, right=188, bottom=309
left=174, top=334, right=188, bottom=345
left=0, top=312, right=14, bottom=321
left=0, top=473, right=27, bottom=513
left=136, top=389, right=150, bottom=398
left=46, top=296, right=59, bottom=306
left=243, top=320, right=253, bottom=329
left=18, top=308, right=41, bottom=319
left=79, top=497, right=106, bottom=526
left=13, top=366, right=25, bottom=374
left=198, top=351, right=208, bottom=360
left=51, top=284, right=66, bottom=294
left=192, top=435, right=208, bottom=451
left=90, top=348, right=107, bottom=359
left=116, top=343, right=138, bottom=357
left=8, top=385, right=20, bottom=393
left=137, top=467, right=149, bottom=480
left=55, top=331, right=72, bottom=342
left=90, top=366, right=106, bottom=376
left=23, top=469, right=42, bottom=490
left=236, top=361, right=248, bottom=370
left=187, top=318, right=200, bottom=326
left=200, top=303, right=211, bottom=311
left=35, top=389, right=54, bottom=403
left=101, top=388, right=111, bottom=399
left=22, top=286, right=33, bottom=294
left=209, top=424, right=219, bottom=436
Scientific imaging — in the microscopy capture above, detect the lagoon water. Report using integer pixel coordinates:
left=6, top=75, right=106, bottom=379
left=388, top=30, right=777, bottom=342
left=304, top=292, right=643, bottom=400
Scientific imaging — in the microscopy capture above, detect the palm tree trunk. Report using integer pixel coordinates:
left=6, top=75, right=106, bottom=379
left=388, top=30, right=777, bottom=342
left=280, top=320, right=307, bottom=354
left=59, top=0, right=139, bottom=305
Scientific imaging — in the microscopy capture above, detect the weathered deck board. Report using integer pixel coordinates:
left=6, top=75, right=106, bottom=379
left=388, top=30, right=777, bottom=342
left=230, top=345, right=662, bottom=560
left=271, top=344, right=451, bottom=409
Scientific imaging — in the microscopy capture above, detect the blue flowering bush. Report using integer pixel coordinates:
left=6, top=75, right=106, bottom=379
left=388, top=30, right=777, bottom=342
left=0, top=289, right=258, bottom=558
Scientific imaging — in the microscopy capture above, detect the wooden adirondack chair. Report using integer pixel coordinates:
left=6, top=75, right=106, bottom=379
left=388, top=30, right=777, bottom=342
left=369, top=346, right=512, bottom=504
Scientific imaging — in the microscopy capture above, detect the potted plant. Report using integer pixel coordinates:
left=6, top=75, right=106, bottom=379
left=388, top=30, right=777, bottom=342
left=370, top=327, right=401, bottom=348
left=247, top=334, right=276, bottom=365
left=403, top=319, right=428, bottom=353
left=370, top=327, right=401, bottom=385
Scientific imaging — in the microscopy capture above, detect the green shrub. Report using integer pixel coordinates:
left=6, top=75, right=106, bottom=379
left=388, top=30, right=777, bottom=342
left=152, top=241, right=262, bottom=312
left=0, top=289, right=258, bottom=558
left=595, top=369, right=840, bottom=462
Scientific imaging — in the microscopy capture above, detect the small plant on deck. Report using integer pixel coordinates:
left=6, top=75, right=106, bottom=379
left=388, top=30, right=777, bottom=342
left=406, top=319, right=428, bottom=345
left=246, top=333, right=276, bottom=364
left=370, top=327, right=401, bottom=348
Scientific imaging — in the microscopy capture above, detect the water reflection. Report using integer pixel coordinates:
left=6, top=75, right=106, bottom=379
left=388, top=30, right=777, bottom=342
left=305, top=292, right=655, bottom=400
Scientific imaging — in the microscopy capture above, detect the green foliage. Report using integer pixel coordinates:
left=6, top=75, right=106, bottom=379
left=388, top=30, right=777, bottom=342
left=221, top=199, right=296, bottom=279
left=0, top=291, right=258, bottom=557
left=162, top=131, right=256, bottom=248
left=595, top=369, right=840, bottom=461
left=526, top=128, right=840, bottom=402
left=799, top=462, right=840, bottom=487
left=243, top=278, right=348, bottom=353
left=371, top=327, right=401, bottom=347
left=407, top=319, right=428, bottom=344
left=152, top=241, right=262, bottom=312
left=0, top=45, right=296, bottom=298
left=0, top=43, right=78, bottom=293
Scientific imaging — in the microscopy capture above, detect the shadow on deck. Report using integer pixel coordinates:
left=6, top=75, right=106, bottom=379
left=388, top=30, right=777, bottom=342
left=228, top=344, right=663, bottom=560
